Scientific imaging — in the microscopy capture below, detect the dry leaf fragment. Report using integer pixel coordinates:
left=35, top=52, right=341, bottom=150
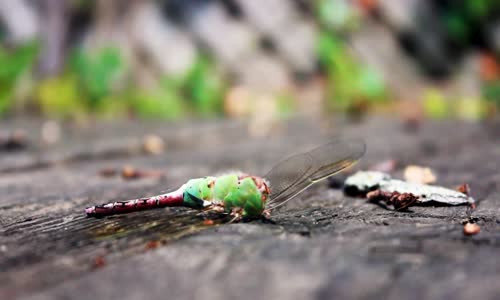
left=344, top=171, right=474, bottom=206
left=456, top=183, right=471, bottom=196
left=121, top=165, right=165, bottom=180
left=367, top=190, right=419, bottom=210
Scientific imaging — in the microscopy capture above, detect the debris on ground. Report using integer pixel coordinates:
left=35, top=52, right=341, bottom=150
left=98, top=166, right=165, bottom=180
left=344, top=171, right=474, bottom=208
left=457, top=183, right=471, bottom=196
left=41, top=121, right=61, bottom=145
left=463, top=222, right=480, bottom=236
left=0, top=130, right=28, bottom=151
left=143, top=134, right=165, bottom=155
left=92, top=255, right=106, bottom=269
left=366, top=190, right=419, bottom=210
left=203, top=219, right=215, bottom=226
left=404, top=165, right=437, bottom=184
left=145, top=240, right=160, bottom=250
left=121, top=165, right=165, bottom=180
left=98, top=167, right=118, bottom=177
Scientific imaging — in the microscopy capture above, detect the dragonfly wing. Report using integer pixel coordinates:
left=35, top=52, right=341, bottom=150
left=264, top=138, right=365, bottom=210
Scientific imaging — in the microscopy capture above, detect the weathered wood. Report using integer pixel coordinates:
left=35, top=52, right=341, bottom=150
left=0, top=117, right=499, bottom=300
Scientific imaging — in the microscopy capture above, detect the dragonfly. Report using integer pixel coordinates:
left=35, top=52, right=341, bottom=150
left=86, top=139, right=365, bottom=221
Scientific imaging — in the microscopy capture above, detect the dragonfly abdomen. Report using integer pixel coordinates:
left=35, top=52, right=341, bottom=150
left=85, top=190, right=184, bottom=217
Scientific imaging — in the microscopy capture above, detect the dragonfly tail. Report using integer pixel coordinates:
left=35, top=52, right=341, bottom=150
left=85, top=189, right=184, bottom=217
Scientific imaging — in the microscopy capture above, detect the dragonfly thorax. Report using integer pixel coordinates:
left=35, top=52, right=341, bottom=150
left=181, top=173, right=269, bottom=217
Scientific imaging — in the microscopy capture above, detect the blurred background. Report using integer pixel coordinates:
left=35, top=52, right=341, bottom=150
left=1, top=0, right=500, bottom=126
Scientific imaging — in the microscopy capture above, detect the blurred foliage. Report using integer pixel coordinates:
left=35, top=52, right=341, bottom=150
left=316, top=0, right=500, bottom=121
left=317, top=0, right=359, bottom=32
left=316, top=0, right=387, bottom=114
left=483, top=82, right=500, bottom=104
left=276, top=94, right=295, bottom=117
left=443, top=0, right=500, bottom=45
left=482, top=81, right=500, bottom=120
left=424, top=89, right=487, bottom=121
left=0, top=42, right=38, bottom=115
left=130, top=86, right=186, bottom=120
left=438, top=0, right=500, bottom=115
left=0, top=25, right=5, bottom=41
left=184, top=57, right=225, bottom=117
left=2, top=0, right=500, bottom=121
left=37, top=75, right=87, bottom=119
left=423, top=89, right=451, bottom=119
left=35, top=47, right=125, bottom=119
left=481, top=54, right=500, bottom=108
left=33, top=47, right=226, bottom=120
left=317, top=32, right=387, bottom=112
left=71, top=47, right=124, bottom=106
left=456, top=97, right=486, bottom=121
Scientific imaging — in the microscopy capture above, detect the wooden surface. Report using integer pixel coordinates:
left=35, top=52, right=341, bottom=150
left=1, top=117, right=499, bottom=300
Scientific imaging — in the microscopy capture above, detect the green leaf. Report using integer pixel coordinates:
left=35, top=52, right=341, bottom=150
left=130, top=88, right=187, bottom=120
left=71, top=47, right=124, bottom=104
left=184, top=57, right=225, bottom=116
left=0, top=41, right=38, bottom=115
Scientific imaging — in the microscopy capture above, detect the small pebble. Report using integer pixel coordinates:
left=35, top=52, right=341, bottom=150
left=41, top=121, right=61, bottom=145
left=143, top=134, right=165, bottom=155
left=122, top=165, right=139, bottom=179
left=463, top=223, right=480, bottom=236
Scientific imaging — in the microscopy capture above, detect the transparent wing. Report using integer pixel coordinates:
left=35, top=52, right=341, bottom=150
left=264, top=138, right=365, bottom=210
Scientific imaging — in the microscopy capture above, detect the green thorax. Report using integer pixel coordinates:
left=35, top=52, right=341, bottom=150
left=182, top=174, right=265, bottom=217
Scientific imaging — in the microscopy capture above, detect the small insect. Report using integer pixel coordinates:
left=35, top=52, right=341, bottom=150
left=86, top=139, right=365, bottom=222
